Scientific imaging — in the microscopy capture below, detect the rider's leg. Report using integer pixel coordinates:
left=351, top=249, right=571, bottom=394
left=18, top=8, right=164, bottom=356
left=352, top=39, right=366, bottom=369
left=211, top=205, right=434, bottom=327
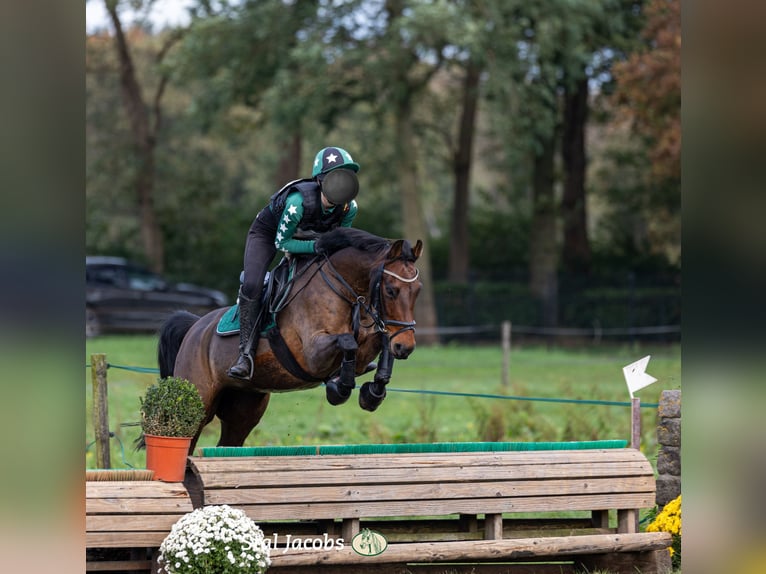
left=228, top=210, right=277, bottom=380
left=227, top=289, right=261, bottom=380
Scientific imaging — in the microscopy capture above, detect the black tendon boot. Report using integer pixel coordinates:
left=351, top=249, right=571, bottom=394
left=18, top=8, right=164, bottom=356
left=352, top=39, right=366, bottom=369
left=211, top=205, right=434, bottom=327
left=227, top=291, right=261, bottom=380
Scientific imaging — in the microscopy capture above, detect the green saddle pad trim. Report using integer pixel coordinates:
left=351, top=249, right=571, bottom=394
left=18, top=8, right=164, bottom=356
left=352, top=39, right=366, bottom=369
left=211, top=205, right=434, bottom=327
left=200, top=440, right=629, bottom=457
left=215, top=303, right=276, bottom=336
left=216, top=305, right=240, bottom=335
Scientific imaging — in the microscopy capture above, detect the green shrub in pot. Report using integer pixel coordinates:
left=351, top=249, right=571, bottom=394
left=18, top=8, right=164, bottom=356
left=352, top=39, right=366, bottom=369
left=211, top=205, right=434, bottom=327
left=140, top=377, right=206, bottom=438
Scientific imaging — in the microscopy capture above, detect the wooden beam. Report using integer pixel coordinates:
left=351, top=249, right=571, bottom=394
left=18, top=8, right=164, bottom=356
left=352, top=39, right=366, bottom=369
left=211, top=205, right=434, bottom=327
left=617, top=509, right=638, bottom=534
left=485, top=513, right=503, bottom=540
left=269, top=532, right=672, bottom=567
left=85, top=559, right=151, bottom=571
left=341, top=518, right=360, bottom=540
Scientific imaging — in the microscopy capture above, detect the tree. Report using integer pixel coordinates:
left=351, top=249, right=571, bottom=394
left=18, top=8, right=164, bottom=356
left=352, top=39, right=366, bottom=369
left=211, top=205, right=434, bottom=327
left=173, top=0, right=319, bottom=187
left=613, top=0, right=680, bottom=186
left=102, top=0, right=183, bottom=273
left=611, top=0, right=680, bottom=261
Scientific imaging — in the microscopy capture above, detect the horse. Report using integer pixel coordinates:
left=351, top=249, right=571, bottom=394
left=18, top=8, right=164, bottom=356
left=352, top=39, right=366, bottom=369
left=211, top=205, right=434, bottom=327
left=156, top=227, right=423, bottom=453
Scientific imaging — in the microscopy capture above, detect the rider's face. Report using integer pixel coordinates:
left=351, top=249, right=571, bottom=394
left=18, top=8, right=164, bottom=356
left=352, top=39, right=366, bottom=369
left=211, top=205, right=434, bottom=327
left=320, top=192, right=335, bottom=209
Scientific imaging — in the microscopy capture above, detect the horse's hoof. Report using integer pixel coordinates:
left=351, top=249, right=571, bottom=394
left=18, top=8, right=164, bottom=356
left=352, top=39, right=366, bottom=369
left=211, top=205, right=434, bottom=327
left=359, top=381, right=386, bottom=412
left=325, top=377, right=353, bottom=406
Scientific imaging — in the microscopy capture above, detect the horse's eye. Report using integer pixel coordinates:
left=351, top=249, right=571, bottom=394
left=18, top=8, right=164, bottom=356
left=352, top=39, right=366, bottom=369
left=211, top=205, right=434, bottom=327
left=385, top=284, right=399, bottom=299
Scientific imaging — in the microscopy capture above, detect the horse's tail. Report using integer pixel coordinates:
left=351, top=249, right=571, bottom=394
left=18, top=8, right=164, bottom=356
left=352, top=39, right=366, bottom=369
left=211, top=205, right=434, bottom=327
left=157, top=310, right=200, bottom=378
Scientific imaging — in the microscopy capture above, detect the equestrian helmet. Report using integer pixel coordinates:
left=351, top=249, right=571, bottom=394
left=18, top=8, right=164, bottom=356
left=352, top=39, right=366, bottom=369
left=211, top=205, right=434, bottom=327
left=311, top=146, right=360, bottom=177
left=321, top=167, right=359, bottom=205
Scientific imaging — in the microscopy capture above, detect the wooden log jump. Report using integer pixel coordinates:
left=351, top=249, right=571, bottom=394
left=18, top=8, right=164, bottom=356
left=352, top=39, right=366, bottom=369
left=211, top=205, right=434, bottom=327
left=184, top=445, right=672, bottom=573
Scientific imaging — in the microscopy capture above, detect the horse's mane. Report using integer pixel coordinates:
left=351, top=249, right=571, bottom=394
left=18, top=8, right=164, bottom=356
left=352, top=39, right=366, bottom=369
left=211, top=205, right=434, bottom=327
left=316, top=227, right=391, bottom=256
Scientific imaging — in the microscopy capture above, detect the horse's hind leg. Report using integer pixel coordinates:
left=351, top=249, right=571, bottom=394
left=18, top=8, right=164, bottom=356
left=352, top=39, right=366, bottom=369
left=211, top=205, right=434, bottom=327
left=215, top=389, right=271, bottom=447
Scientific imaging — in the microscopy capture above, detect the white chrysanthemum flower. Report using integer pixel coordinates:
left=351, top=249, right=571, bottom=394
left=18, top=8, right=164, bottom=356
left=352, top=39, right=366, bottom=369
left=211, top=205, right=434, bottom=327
left=158, top=505, right=270, bottom=573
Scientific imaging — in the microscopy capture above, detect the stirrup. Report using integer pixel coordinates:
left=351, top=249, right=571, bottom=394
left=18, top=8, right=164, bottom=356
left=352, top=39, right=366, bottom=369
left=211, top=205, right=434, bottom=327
left=228, top=353, right=254, bottom=380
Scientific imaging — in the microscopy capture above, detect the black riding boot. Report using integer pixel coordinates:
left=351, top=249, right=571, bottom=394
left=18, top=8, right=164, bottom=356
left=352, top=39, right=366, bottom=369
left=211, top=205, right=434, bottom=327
left=227, top=291, right=261, bottom=380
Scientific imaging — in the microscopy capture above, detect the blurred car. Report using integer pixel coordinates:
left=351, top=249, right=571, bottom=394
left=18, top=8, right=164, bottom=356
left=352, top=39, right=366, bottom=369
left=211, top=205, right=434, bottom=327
left=86, top=256, right=229, bottom=337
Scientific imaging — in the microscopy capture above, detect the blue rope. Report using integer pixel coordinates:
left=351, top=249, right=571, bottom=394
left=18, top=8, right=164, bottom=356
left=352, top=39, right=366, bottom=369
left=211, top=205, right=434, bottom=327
left=386, top=387, right=659, bottom=408
left=86, top=363, right=658, bottom=408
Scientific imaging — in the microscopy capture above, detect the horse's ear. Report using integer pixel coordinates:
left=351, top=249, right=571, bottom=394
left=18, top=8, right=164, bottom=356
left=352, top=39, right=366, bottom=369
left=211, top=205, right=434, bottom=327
left=412, top=240, right=423, bottom=261
left=388, top=240, right=404, bottom=261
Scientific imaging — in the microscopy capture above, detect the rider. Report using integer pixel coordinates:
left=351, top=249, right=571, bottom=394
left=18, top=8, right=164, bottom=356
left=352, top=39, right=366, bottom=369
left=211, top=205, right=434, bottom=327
left=227, top=146, right=361, bottom=380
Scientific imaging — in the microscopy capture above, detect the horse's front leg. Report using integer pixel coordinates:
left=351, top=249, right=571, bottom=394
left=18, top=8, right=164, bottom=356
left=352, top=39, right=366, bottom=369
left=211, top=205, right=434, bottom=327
left=322, top=333, right=358, bottom=406
left=359, top=335, right=393, bottom=412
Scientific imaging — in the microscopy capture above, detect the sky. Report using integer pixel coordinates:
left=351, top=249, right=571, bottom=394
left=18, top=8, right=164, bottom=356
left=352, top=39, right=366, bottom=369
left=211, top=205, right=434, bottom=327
left=86, top=0, right=194, bottom=32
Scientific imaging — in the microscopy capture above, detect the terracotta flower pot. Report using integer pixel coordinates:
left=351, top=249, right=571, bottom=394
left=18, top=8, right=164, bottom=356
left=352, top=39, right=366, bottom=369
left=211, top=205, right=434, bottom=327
left=144, top=434, right=192, bottom=482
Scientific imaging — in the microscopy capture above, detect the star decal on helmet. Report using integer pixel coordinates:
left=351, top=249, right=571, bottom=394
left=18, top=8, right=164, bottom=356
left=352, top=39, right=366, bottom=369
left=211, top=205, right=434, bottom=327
left=326, top=153, right=338, bottom=164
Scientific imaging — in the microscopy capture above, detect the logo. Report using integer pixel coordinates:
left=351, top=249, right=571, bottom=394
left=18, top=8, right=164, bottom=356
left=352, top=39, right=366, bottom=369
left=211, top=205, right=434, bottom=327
left=351, top=528, right=388, bottom=557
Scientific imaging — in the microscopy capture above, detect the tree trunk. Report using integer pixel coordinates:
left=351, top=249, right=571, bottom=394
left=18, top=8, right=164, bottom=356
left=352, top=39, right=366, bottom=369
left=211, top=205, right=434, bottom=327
left=528, top=132, right=558, bottom=328
left=396, top=100, right=439, bottom=345
left=561, top=74, right=591, bottom=274
left=448, top=60, right=481, bottom=284
left=276, top=132, right=302, bottom=186
left=106, top=0, right=165, bottom=273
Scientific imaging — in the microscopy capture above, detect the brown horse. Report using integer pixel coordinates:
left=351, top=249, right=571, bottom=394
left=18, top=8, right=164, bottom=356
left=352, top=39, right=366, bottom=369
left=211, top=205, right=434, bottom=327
left=157, top=228, right=423, bottom=452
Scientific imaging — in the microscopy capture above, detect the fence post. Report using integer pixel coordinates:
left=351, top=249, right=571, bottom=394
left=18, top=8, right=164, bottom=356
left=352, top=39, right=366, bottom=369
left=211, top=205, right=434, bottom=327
left=501, top=321, right=511, bottom=389
left=91, top=353, right=111, bottom=469
left=631, top=397, right=641, bottom=450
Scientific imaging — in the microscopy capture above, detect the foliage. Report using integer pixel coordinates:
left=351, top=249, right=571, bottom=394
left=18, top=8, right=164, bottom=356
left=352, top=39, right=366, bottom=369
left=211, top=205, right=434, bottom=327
left=609, top=0, right=681, bottom=264
left=140, top=376, right=206, bottom=438
left=86, top=0, right=681, bottom=327
left=158, top=504, right=271, bottom=574
left=613, top=0, right=681, bottom=186
left=646, top=494, right=682, bottom=569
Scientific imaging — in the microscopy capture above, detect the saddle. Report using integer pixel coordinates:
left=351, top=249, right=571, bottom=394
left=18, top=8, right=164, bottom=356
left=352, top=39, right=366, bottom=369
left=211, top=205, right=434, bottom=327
left=215, top=257, right=296, bottom=337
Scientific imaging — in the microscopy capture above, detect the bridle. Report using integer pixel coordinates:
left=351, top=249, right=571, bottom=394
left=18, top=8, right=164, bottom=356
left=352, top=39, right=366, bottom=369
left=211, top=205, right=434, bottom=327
left=373, top=267, right=419, bottom=342
left=319, top=256, right=418, bottom=343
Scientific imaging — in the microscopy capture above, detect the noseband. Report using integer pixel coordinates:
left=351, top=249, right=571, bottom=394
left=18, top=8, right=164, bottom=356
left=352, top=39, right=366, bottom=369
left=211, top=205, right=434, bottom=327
left=375, top=267, right=419, bottom=342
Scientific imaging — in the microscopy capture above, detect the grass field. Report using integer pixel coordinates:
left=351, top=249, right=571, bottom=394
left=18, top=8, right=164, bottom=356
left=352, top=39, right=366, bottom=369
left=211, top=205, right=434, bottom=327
left=85, top=335, right=681, bottom=471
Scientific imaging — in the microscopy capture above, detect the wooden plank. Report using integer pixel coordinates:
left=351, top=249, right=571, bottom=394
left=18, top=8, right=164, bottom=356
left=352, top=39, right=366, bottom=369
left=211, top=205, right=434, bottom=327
left=268, top=532, right=672, bottom=567
left=195, top=461, right=653, bottom=489
left=85, top=559, right=152, bottom=572
left=270, top=564, right=575, bottom=574
left=233, top=492, right=656, bottom=521
left=269, top=564, right=575, bottom=574
left=86, top=497, right=194, bottom=514
left=86, top=531, right=169, bottom=547
left=201, top=476, right=654, bottom=506
left=87, top=514, right=188, bottom=533
left=189, top=449, right=648, bottom=473
left=86, top=481, right=190, bottom=498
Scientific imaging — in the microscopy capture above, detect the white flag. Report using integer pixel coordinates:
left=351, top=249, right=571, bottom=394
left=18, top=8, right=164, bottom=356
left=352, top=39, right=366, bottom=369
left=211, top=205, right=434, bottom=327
left=623, top=355, right=657, bottom=398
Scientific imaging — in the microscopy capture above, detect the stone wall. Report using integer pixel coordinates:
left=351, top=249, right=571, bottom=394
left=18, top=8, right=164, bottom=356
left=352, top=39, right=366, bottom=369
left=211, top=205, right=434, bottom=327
left=656, top=389, right=681, bottom=507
